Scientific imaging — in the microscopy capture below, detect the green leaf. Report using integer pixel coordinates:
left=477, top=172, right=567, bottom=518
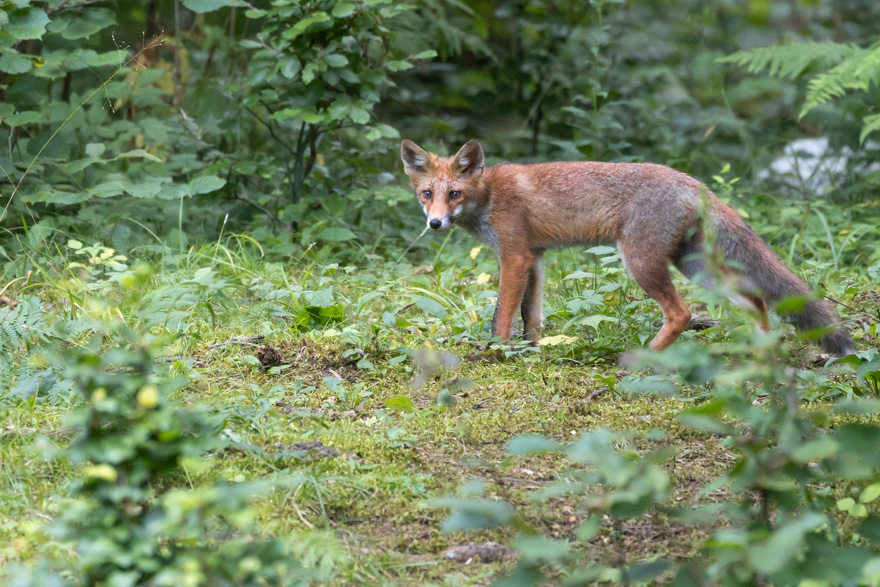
left=272, top=108, right=327, bottom=124
left=316, top=227, right=357, bottom=242
left=860, top=517, right=880, bottom=543
left=325, top=54, right=349, bottom=68
left=117, top=149, right=162, bottom=162
left=412, top=50, right=438, bottom=59
left=183, top=0, right=246, bottom=13
left=577, top=515, right=601, bottom=541
left=85, top=143, right=106, bottom=158
left=187, top=176, right=226, bottom=195
left=355, top=291, right=383, bottom=316
left=374, top=124, right=399, bottom=138
left=791, top=437, right=839, bottom=463
left=331, top=2, right=356, bottom=17
left=385, top=60, right=413, bottom=72
left=328, top=101, right=351, bottom=121
left=123, top=177, right=172, bottom=199
left=414, top=296, right=446, bottom=319
left=838, top=497, right=856, bottom=512
left=585, top=245, right=617, bottom=256
left=280, top=57, right=301, bottom=80
left=61, top=8, right=116, bottom=39
left=5, top=7, right=50, bottom=40
left=578, top=314, right=618, bottom=330
left=283, top=12, right=331, bottom=40
left=90, top=181, right=124, bottom=198
left=775, top=295, right=810, bottom=313
left=348, top=106, right=370, bottom=124
left=389, top=354, right=408, bottom=366
left=302, top=63, right=319, bottom=84
left=507, top=434, right=561, bottom=456
left=746, top=513, right=824, bottom=574
left=338, top=68, right=360, bottom=83
left=862, top=484, right=880, bottom=504
left=0, top=50, right=33, bottom=74
left=5, top=111, right=41, bottom=126
left=436, top=389, right=454, bottom=408
left=860, top=114, right=880, bottom=144
left=385, top=395, right=416, bottom=414
left=297, top=304, right=344, bottom=327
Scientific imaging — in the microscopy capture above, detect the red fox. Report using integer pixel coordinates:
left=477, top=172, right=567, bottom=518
left=400, top=139, right=854, bottom=356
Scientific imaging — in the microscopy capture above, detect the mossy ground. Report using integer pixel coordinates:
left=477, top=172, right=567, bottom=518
left=2, top=333, right=736, bottom=585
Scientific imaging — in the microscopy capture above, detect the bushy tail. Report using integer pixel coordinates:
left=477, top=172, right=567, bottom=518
left=712, top=211, right=854, bottom=356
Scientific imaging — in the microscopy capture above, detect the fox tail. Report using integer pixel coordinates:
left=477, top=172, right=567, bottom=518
left=676, top=206, right=854, bottom=356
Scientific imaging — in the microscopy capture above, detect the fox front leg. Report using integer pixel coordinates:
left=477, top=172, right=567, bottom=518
left=490, top=253, right=534, bottom=343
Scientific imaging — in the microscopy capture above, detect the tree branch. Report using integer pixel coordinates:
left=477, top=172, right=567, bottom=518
left=245, top=107, right=298, bottom=157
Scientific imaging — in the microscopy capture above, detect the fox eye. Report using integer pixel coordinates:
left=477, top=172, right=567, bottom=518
left=449, top=190, right=461, bottom=199
left=421, top=190, right=432, bottom=200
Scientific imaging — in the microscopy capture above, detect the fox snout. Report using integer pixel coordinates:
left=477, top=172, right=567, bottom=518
left=426, top=213, right=453, bottom=231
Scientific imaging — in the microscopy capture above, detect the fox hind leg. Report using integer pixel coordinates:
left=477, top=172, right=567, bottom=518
left=620, top=245, right=691, bottom=351
left=521, top=253, right=545, bottom=344
left=727, top=294, right=770, bottom=333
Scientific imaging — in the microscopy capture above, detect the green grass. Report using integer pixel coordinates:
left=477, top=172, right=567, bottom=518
left=0, top=229, right=876, bottom=584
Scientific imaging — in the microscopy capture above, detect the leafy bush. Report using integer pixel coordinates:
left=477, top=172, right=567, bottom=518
left=5, top=326, right=310, bottom=585
left=435, top=324, right=880, bottom=585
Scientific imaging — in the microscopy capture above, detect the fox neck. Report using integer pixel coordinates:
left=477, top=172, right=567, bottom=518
left=455, top=173, right=498, bottom=254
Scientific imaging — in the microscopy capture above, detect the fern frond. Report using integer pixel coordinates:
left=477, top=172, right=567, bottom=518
left=719, top=41, right=858, bottom=80
left=801, top=44, right=880, bottom=117
left=0, top=296, right=48, bottom=353
left=860, top=114, right=880, bottom=144
left=722, top=39, right=880, bottom=145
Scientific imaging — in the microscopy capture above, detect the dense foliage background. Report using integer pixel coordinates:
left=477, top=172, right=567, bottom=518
left=1, top=0, right=880, bottom=585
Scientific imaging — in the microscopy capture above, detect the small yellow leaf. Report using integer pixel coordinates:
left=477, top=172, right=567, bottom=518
left=475, top=273, right=491, bottom=285
left=538, top=334, right=579, bottom=347
left=469, top=246, right=482, bottom=260
left=91, top=387, right=107, bottom=402
left=137, top=385, right=159, bottom=408
left=85, top=464, right=118, bottom=482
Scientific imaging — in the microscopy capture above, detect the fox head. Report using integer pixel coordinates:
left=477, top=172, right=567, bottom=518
left=400, top=139, right=485, bottom=232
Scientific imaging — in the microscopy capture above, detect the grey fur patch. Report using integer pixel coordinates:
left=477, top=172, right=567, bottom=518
left=458, top=202, right=499, bottom=255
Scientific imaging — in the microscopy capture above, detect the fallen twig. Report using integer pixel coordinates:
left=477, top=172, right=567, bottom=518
left=587, top=385, right=609, bottom=401
left=209, top=335, right=265, bottom=349
left=826, top=295, right=857, bottom=312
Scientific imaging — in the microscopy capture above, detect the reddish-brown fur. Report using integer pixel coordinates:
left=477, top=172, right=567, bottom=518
left=400, top=139, right=854, bottom=356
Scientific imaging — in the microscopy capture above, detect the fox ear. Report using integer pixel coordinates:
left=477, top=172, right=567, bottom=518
left=452, top=139, right=484, bottom=177
left=400, top=139, right=433, bottom=177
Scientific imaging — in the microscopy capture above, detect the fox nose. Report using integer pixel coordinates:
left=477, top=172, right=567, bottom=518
left=429, top=219, right=442, bottom=230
